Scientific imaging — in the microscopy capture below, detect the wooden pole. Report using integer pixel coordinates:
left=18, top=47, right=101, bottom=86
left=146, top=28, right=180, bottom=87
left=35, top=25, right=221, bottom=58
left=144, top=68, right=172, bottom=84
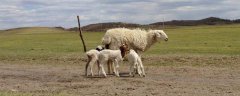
left=77, top=16, right=87, bottom=52
left=162, top=18, right=165, bottom=29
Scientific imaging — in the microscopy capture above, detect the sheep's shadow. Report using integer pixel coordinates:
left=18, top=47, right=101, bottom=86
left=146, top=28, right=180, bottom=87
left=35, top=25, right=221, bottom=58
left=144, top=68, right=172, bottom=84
left=84, top=72, right=137, bottom=78
left=119, top=72, right=132, bottom=78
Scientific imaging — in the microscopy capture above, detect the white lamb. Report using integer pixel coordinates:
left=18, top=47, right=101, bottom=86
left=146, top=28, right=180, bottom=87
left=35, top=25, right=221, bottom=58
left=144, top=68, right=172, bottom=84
left=98, top=44, right=128, bottom=77
left=102, top=28, right=168, bottom=73
left=127, top=49, right=145, bottom=77
left=85, top=46, right=104, bottom=76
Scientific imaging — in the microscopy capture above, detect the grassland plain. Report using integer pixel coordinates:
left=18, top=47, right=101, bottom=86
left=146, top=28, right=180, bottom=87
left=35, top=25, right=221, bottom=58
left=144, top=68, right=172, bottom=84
left=0, top=25, right=240, bottom=95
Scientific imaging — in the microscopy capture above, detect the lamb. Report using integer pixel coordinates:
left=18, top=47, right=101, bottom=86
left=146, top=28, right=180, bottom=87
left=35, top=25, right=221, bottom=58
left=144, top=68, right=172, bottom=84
left=102, top=28, right=168, bottom=73
left=98, top=44, right=128, bottom=77
left=127, top=49, right=145, bottom=77
left=85, top=46, right=104, bottom=76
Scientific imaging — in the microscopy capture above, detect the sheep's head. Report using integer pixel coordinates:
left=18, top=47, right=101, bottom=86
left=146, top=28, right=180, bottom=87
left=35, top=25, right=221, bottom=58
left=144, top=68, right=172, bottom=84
left=153, top=30, right=168, bottom=42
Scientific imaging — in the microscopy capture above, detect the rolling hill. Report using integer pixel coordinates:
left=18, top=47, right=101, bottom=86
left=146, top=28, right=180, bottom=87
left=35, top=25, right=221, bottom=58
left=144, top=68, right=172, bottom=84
left=66, top=17, right=240, bottom=32
left=1, top=17, right=240, bottom=32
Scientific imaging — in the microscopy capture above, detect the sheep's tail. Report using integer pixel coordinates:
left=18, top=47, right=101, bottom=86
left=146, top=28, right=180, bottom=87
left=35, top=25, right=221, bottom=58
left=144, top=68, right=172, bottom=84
left=101, top=36, right=111, bottom=49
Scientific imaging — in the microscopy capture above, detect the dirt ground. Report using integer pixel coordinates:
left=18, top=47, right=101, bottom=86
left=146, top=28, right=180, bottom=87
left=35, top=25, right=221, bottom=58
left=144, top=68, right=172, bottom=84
left=0, top=56, right=240, bottom=96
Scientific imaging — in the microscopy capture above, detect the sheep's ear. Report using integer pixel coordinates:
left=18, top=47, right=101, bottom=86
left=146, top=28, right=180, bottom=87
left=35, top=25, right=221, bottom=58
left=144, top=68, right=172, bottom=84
left=154, top=32, right=161, bottom=38
left=124, top=41, right=128, bottom=48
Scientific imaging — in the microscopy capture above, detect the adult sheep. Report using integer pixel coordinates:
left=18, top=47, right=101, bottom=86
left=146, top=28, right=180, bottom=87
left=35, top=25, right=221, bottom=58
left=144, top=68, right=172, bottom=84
left=102, top=28, right=168, bottom=53
left=102, top=28, right=168, bottom=73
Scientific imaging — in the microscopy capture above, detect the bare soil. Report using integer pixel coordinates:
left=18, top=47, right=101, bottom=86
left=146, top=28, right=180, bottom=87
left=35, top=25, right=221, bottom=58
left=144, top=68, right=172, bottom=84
left=0, top=56, right=240, bottom=96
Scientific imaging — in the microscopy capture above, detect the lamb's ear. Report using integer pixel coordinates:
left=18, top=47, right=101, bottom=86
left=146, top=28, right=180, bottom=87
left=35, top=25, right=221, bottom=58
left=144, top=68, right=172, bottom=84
left=124, top=41, right=128, bottom=48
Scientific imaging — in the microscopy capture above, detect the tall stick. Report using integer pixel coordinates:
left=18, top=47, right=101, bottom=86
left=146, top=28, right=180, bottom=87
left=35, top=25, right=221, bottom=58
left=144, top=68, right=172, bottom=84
left=162, top=18, right=165, bottom=29
left=77, top=16, right=87, bottom=52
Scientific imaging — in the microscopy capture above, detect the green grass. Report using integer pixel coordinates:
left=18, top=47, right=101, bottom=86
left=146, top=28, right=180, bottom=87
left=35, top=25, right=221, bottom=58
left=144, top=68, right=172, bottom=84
left=0, top=25, right=240, bottom=61
left=147, top=24, right=240, bottom=55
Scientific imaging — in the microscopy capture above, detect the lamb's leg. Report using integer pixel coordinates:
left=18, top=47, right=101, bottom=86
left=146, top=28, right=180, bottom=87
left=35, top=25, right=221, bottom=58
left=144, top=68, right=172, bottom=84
left=89, top=60, right=95, bottom=76
left=97, top=60, right=101, bottom=76
left=113, top=60, right=120, bottom=77
left=138, top=58, right=145, bottom=77
left=100, top=62, right=107, bottom=77
left=129, top=62, right=134, bottom=77
left=140, top=64, right=145, bottom=77
left=88, top=57, right=97, bottom=76
left=85, top=56, right=91, bottom=76
left=136, top=63, right=143, bottom=77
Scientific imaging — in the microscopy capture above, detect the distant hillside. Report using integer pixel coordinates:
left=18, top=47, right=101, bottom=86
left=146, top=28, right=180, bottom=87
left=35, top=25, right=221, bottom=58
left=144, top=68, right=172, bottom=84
left=2, top=17, right=239, bottom=32
left=150, top=17, right=233, bottom=26
left=67, top=17, right=239, bottom=32
left=1, top=27, right=67, bottom=34
left=4, top=27, right=65, bottom=32
left=68, top=22, right=142, bottom=32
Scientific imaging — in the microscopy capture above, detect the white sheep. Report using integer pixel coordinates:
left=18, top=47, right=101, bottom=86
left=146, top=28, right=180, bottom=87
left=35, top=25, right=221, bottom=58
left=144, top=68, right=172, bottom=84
left=102, top=28, right=168, bottom=73
left=127, top=49, right=145, bottom=77
left=102, top=28, right=168, bottom=53
left=85, top=46, right=104, bottom=76
left=98, top=44, right=128, bottom=77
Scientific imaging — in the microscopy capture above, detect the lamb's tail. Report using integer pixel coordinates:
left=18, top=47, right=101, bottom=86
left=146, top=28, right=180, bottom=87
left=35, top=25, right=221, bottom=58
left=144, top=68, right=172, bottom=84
left=101, top=36, right=111, bottom=49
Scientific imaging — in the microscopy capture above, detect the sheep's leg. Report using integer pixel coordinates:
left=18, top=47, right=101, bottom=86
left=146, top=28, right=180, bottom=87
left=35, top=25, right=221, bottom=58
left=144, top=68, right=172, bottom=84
left=107, top=60, right=113, bottom=74
left=129, top=63, right=134, bottom=77
left=85, top=56, right=91, bottom=76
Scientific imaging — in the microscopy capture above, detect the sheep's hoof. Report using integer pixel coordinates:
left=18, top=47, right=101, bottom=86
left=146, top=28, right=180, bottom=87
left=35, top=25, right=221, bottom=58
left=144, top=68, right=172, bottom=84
left=115, top=74, right=120, bottom=77
left=103, top=75, right=107, bottom=78
left=130, top=73, right=135, bottom=77
left=139, top=74, right=142, bottom=77
left=129, top=73, right=132, bottom=76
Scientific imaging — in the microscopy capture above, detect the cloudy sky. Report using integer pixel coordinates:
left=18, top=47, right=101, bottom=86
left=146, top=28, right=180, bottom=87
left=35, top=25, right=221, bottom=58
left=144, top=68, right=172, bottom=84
left=0, top=0, right=240, bottom=30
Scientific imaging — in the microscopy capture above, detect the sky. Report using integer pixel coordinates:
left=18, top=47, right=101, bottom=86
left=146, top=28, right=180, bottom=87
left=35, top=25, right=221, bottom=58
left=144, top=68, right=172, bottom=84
left=0, top=0, right=240, bottom=30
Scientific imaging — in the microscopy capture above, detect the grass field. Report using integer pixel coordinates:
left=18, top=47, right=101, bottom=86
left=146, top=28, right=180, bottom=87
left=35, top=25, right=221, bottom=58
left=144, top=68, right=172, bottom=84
left=0, top=25, right=240, bottom=60
left=0, top=25, right=240, bottom=95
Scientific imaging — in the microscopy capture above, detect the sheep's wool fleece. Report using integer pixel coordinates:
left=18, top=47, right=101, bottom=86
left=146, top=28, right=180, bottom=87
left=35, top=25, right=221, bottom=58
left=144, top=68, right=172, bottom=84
left=102, top=28, right=147, bottom=51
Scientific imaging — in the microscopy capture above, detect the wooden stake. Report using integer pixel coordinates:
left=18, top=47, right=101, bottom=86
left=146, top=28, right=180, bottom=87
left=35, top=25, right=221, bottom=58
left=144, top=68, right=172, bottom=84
left=77, top=16, right=87, bottom=52
left=162, top=18, right=165, bottom=29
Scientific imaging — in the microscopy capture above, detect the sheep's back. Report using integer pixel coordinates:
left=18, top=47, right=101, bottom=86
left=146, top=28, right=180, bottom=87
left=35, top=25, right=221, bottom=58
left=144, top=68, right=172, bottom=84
left=103, top=28, right=147, bottom=51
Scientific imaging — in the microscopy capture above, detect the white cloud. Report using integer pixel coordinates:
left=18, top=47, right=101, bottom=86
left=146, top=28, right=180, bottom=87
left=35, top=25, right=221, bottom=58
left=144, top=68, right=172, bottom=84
left=0, top=0, right=240, bottom=29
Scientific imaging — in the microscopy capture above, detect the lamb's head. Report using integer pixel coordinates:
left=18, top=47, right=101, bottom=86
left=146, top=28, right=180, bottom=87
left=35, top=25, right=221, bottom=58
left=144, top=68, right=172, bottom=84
left=153, top=30, right=168, bottom=42
left=119, top=44, right=129, bottom=58
left=96, top=45, right=105, bottom=51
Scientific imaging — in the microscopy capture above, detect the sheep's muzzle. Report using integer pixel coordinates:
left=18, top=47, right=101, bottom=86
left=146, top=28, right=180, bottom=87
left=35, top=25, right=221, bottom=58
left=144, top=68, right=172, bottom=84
left=165, top=38, right=168, bottom=41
